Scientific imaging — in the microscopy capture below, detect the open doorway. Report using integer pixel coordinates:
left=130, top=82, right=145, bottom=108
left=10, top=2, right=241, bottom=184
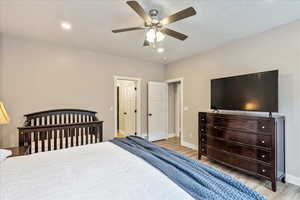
left=166, top=78, right=183, bottom=145
left=114, top=76, right=141, bottom=138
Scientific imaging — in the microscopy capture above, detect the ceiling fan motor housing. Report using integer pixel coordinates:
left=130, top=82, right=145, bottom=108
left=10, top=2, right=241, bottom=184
left=149, top=9, right=159, bottom=17
left=148, top=9, right=161, bottom=28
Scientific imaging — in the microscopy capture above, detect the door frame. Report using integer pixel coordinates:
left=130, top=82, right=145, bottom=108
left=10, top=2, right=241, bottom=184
left=166, top=78, right=184, bottom=146
left=114, top=76, right=142, bottom=137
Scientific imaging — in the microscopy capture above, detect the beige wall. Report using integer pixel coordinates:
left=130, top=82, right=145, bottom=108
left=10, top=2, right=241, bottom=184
left=166, top=20, right=300, bottom=179
left=0, top=35, right=164, bottom=147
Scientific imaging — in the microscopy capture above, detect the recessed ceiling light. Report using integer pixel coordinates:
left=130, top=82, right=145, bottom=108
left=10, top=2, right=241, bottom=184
left=157, top=48, right=165, bottom=53
left=61, top=21, right=72, bottom=30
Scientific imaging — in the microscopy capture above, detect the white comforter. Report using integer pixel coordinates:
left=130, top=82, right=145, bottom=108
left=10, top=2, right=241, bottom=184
left=0, top=142, right=193, bottom=200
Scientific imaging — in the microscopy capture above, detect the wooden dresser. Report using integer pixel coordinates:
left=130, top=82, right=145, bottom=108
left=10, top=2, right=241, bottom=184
left=198, top=112, right=285, bottom=192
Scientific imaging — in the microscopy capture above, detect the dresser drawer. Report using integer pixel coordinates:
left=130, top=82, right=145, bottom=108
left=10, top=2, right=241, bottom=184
left=207, top=114, right=274, bottom=134
left=258, top=120, right=274, bottom=133
left=226, top=142, right=271, bottom=163
left=206, top=146, right=272, bottom=179
left=204, top=127, right=272, bottom=149
left=200, top=143, right=207, bottom=155
left=200, top=134, right=207, bottom=143
left=227, top=130, right=272, bottom=149
left=257, top=164, right=272, bottom=178
left=204, top=136, right=271, bottom=163
left=207, top=146, right=258, bottom=174
left=207, top=115, right=258, bottom=133
left=199, top=113, right=207, bottom=124
left=257, top=149, right=271, bottom=164
left=205, top=126, right=227, bottom=139
left=199, top=126, right=206, bottom=134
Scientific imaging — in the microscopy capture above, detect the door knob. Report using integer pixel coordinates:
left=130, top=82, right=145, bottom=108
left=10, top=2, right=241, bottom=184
left=124, top=112, right=127, bottom=115
left=148, top=113, right=152, bottom=116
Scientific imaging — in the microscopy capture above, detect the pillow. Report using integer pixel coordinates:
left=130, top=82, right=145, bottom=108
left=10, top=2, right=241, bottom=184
left=0, top=149, right=12, bottom=163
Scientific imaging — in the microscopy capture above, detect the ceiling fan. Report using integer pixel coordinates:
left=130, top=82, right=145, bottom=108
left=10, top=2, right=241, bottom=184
left=112, top=1, right=197, bottom=47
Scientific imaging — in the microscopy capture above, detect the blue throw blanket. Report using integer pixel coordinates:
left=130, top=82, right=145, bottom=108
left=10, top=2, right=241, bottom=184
left=110, top=136, right=268, bottom=200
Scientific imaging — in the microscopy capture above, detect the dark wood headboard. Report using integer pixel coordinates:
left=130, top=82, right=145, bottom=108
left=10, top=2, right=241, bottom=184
left=18, top=109, right=103, bottom=154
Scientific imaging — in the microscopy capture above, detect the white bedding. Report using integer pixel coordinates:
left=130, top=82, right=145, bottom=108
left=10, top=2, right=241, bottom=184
left=0, top=142, right=193, bottom=200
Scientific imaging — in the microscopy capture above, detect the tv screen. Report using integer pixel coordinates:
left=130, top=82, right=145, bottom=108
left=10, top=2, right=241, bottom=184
left=211, top=70, right=278, bottom=112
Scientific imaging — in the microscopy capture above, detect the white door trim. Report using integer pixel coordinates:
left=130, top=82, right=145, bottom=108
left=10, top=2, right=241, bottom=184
left=114, top=76, right=142, bottom=137
left=166, top=78, right=184, bottom=146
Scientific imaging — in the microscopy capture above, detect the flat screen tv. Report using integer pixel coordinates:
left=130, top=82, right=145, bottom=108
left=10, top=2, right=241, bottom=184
left=211, top=70, right=278, bottom=112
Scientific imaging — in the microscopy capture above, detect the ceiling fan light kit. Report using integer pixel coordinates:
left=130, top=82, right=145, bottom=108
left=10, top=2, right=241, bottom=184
left=61, top=21, right=72, bottom=31
left=157, top=47, right=165, bottom=54
left=146, top=29, right=165, bottom=43
left=112, top=1, right=197, bottom=48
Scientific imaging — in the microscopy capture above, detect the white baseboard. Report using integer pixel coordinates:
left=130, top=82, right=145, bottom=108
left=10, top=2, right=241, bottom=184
left=168, top=133, right=176, bottom=138
left=181, top=140, right=198, bottom=150
left=286, top=174, right=300, bottom=187
left=141, top=133, right=148, bottom=140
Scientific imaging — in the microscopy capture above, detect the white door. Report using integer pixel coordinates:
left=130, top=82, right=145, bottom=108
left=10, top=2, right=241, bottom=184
left=148, top=81, right=168, bottom=141
left=123, top=81, right=136, bottom=136
left=118, top=80, right=136, bottom=136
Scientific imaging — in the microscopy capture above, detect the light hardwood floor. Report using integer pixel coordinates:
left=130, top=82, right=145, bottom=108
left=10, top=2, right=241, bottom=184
left=154, top=137, right=300, bottom=200
left=116, top=131, right=126, bottom=138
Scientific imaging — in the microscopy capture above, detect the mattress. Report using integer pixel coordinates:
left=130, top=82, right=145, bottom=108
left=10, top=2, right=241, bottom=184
left=0, top=142, right=194, bottom=200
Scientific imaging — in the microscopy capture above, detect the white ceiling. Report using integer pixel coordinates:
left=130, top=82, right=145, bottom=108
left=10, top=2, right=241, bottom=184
left=1, top=0, right=300, bottom=64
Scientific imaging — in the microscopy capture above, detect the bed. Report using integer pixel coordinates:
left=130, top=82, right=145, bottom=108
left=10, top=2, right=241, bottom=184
left=0, top=140, right=194, bottom=200
left=0, top=110, right=267, bottom=200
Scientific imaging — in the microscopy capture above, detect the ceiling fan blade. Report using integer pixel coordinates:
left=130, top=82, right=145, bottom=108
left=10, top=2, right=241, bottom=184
left=160, top=28, right=188, bottom=41
left=112, top=27, right=145, bottom=33
left=143, top=40, right=150, bottom=47
left=161, top=7, right=196, bottom=25
left=127, top=1, right=151, bottom=23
